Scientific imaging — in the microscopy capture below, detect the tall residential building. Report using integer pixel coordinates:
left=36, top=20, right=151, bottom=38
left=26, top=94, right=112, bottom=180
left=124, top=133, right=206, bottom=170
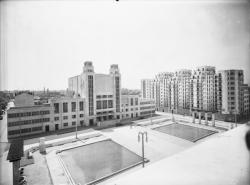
left=156, top=72, right=173, bottom=109
left=217, top=70, right=244, bottom=115
left=141, top=79, right=155, bottom=99
left=176, top=69, right=192, bottom=110
left=141, top=79, right=160, bottom=109
left=191, top=66, right=217, bottom=112
left=68, top=61, right=121, bottom=126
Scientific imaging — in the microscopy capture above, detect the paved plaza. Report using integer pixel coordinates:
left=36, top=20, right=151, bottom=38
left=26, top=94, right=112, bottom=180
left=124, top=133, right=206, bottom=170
left=17, top=112, right=230, bottom=185
left=1, top=111, right=245, bottom=185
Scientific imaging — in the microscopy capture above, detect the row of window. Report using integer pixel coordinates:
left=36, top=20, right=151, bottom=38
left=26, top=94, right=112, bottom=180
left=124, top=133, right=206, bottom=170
left=8, top=110, right=50, bottom=118
left=140, top=101, right=153, bottom=105
left=96, top=100, right=113, bottom=110
left=8, top=118, right=50, bottom=127
left=140, top=110, right=154, bottom=115
left=63, top=120, right=84, bottom=127
left=96, top=95, right=113, bottom=99
left=8, top=126, right=43, bottom=135
left=140, top=106, right=155, bottom=110
left=54, top=114, right=84, bottom=121
left=55, top=101, right=84, bottom=113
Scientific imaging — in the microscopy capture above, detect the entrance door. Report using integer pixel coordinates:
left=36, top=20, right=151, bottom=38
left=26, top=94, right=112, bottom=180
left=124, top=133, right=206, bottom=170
left=89, top=119, right=94, bottom=126
left=45, top=125, right=49, bottom=132
left=55, top=124, right=59, bottom=131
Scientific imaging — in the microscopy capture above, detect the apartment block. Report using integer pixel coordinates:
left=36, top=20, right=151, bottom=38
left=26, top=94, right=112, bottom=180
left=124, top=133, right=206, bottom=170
left=141, top=66, right=250, bottom=119
left=217, top=70, right=244, bottom=115
left=191, top=66, right=217, bottom=112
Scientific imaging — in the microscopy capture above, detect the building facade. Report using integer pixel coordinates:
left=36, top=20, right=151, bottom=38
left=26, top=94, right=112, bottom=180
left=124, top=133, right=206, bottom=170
left=68, top=62, right=121, bottom=126
left=217, top=70, right=244, bottom=115
left=7, top=93, right=85, bottom=139
left=141, top=66, right=250, bottom=118
left=121, top=94, right=155, bottom=120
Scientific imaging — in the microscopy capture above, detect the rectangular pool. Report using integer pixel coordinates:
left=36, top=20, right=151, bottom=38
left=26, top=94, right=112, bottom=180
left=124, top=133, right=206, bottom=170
left=59, top=140, right=142, bottom=185
left=153, top=123, right=217, bottom=142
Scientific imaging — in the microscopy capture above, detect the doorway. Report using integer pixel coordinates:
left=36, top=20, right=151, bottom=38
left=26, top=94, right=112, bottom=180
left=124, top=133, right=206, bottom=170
left=45, top=125, right=49, bottom=132
left=55, top=124, right=59, bottom=131
left=89, top=119, right=94, bottom=126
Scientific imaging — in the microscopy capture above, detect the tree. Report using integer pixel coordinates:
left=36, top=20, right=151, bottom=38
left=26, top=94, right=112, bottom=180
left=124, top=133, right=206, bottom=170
left=0, top=91, right=9, bottom=115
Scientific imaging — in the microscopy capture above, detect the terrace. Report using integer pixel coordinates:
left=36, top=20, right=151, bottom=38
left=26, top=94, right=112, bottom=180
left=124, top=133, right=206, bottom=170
left=10, top=113, right=246, bottom=185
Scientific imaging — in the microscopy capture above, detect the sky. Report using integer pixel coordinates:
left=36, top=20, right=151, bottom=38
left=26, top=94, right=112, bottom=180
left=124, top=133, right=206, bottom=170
left=0, top=0, right=250, bottom=91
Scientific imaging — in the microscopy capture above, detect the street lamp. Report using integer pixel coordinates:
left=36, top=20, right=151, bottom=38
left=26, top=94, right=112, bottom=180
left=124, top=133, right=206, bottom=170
left=234, top=110, right=237, bottom=127
left=138, top=131, right=148, bottom=168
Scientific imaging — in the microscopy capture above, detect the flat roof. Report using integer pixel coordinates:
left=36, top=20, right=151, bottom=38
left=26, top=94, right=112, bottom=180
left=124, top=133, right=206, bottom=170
left=107, top=124, right=250, bottom=185
left=9, top=104, right=50, bottom=110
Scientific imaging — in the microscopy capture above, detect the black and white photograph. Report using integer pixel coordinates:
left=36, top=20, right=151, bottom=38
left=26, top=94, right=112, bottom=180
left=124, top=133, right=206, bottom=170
left=0, top=0, right=250, bottom=185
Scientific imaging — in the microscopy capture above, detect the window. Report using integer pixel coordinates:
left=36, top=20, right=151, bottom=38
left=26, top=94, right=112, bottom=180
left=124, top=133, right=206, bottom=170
left=79, top=101, right=84, bottom=111
left=32, top=126, right=42, bottom=131
left=97, top=100, right=102, bottom=110
left=54, top=103, right=59, bottom=113
left=102, top=95, right=107, bottom=98
left=21, top=128, right=31, bottom=133
left=103, top=100, right=107, bottom=109
left=130, top=98, right=133, bottom=106
left=72, top=121, right=76, bottom=126
left=135, top=98, right=138, bottom=105
left=54, top=117, right=59, bottom=121
left=72, top=115, right=76, bottom=119
left=63, top=102, right=68, bottom=113
left=80, top=114, right=84, bottom=117
left=88, top=75, right=94, bottom=116
left=8, top=130, right=20, bottom=135
left=71, top=102, right=76, bottom=112
left=40, top=110, right=50, bottom=115
left=108, top=100, right=113, bottom=108
left=63, top=116, right=68, bottom=120
left=63, top=123, right=68, bottom=127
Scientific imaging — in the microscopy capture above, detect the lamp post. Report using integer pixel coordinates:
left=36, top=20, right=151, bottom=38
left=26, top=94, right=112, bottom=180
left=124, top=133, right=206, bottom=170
left=150, top=106, right=153, bottom=125
left=234, top=110, right=237, bottom=127
left=138, top=131, right=148, bottom=168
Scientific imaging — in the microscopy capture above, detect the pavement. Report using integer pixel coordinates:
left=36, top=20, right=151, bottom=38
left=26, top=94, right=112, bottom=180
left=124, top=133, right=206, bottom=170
left=106, top=124, right=250, bottom=185
left=0, top=105, right=12, bottom=185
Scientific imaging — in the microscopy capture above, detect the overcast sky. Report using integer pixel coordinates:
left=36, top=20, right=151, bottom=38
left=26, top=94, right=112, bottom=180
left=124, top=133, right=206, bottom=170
left=0, top=0, right=249, bottom=91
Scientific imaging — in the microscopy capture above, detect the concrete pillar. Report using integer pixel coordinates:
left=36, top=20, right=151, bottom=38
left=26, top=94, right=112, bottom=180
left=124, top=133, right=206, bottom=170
left=205, top=113, right=208, bottom=125
left=198, top=112, right=201, bottom=124
left=212, top=114, right=215, bottom=127
left=39, top=137, right=46, bottom=154
left=192, top=112, right=195, bottom=123
left=13, top=161, right=20, bottom=185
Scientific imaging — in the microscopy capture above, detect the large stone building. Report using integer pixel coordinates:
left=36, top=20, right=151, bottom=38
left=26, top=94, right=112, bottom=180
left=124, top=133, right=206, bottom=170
left=68, top=61, right=121, bottom=126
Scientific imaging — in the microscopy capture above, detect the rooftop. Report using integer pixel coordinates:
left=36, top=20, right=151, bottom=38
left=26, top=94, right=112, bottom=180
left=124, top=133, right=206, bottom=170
left=106, top=124, right=250, bottom=185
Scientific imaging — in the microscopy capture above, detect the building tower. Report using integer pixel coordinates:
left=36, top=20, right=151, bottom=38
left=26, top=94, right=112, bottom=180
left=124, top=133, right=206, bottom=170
left=109, top=64, right=121, bottom=119
left=82, top=61, right=95, bottom=126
